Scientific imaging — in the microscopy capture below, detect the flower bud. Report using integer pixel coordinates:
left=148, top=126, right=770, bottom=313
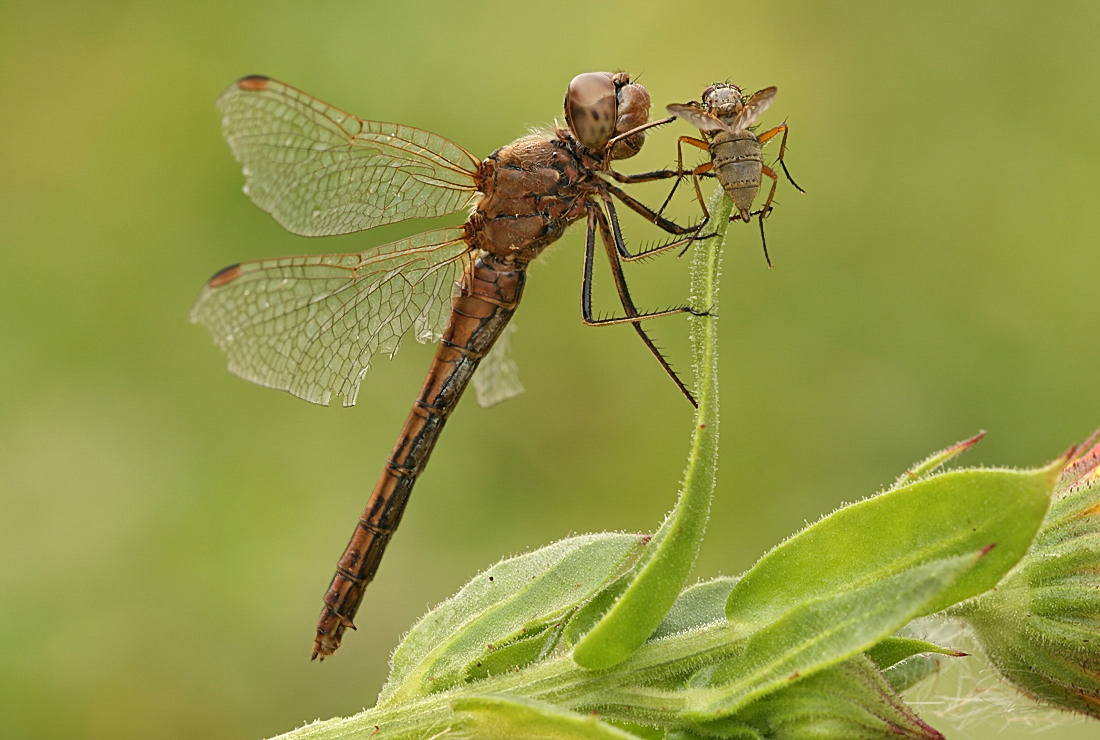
left=952, top=433, right=1100, bottom=717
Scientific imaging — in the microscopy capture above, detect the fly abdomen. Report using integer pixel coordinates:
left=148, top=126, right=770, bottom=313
left=711, top=133, right=764, bottom=217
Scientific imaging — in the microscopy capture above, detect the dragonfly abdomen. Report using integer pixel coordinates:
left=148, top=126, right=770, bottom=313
left=313, top=255, right=526, bottom=659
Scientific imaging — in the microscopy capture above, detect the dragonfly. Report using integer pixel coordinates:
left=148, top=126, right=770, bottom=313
left=659, top=82, right=805, bottom=265
left=191, top=72, right=705, bottom=660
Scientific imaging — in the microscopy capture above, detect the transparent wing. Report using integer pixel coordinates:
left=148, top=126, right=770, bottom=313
left=191, top=227, right=471, bottom=407
left=667, top=103, right=733, bottom=134
left=730, top=87, right=777, bottom=133
left=472, top=321, right=524, bottom=408
left=217, top=76, right=482, bottom=236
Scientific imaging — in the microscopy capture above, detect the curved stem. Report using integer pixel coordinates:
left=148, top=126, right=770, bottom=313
left=571, top=190, right=731, bottom=669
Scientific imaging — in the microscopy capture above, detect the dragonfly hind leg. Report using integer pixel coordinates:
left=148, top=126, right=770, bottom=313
left=581, top=203, right=703, bottom=408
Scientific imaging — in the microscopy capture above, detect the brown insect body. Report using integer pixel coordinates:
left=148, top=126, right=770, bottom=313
left=317, top=97, right=660, bottom=659
left=193, top=72, right=702, bottom=660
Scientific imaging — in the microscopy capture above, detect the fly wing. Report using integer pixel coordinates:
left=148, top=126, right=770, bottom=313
left=667, top=103, right=733, bottom=134
left=729, top=87, right=777, bottom=133
left=472, top=321, right=524, bottom=408
left=191, top=227, right=471, bottom=407
left=217, top=76, right=482, bottom=236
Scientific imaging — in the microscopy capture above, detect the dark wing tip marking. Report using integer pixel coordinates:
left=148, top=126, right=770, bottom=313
left=236, top=75, right=271, bottom=91
left=207, top=263, right=242, bottom=287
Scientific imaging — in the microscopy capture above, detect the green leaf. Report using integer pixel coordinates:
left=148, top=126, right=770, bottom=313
left=881, top=653, right=949, bottom=694
left=866, top=636, right=963, bottom=671
left=570, top=190, right=729, bottom=670
left=726, top=464, right=1059, bottom=630
left=668, top=727, right=761, bottom=740
left=867, top=634, right=966, bottom=692
left=888, top=431, right=985, bottom=489
left=454, top=695, right=647, bottom=739
left=714, top=655, right=944, bottom=739
left=681, top=551, right=982, bottom=719
left=380, top=532, right=644, bottom=705
left=649, top=577, right=740, bottom=642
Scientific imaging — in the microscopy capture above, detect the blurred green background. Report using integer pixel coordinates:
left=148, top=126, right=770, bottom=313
left=2, top=1, right=1098, bottom=738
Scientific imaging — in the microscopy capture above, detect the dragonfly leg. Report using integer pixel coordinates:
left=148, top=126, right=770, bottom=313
left=603, top=181, right=705, bottom=240
left=607, top=167, right=678, bottom=185
left=608, top=134, right=713, bottom=224
left=604, top=114, right=676, bottom=158
left=581, top=204, right=701, bottom=408
left=601, top=192, right=700, bottom=261
left=757, top=122, right=806, bottom=194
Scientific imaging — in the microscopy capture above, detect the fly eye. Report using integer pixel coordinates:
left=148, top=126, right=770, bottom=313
left=564, top=72, right=617, bottom=150
left=705, top=84, right=743, bottom=107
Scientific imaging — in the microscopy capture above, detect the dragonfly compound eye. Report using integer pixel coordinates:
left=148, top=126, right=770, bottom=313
left=609, top=76, right=650, bottom=161
left=564, top=72, right=618, bottom=151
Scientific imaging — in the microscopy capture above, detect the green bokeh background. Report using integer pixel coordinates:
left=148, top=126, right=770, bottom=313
left=2, top=2, right=1097, bottom=738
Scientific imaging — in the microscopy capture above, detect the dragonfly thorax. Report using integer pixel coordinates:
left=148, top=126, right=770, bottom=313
left=469, top=134, right=592, bottom=262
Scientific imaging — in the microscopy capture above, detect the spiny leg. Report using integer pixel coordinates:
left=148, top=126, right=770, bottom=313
left=581, top=203, right=699, bottom=407
left=757, top=122, right=805, bottom=194
left=608, top=133, right=712, bottom=223
left=613, top=135, right=712, bottom=221
left=604, top=114, right=677, bottom=156
left=580, top=206, right=702, bottom=324
left=603, top=181, right=701, bottom=237
left=601, top=193, right=700, bottom=261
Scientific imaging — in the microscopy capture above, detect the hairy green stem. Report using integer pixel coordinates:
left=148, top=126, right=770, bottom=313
left=571, top=188, right=730, bottom=668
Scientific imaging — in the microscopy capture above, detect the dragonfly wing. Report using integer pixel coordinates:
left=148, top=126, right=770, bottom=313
left=191, top=227, right=471, bottom=407
left=472, top=320, right=525, bottom=408
left=667, top=103, right=733, bottom=134
left=217, top=76, right=482, bottom=236
left=730, top=87, right=777, bottom=133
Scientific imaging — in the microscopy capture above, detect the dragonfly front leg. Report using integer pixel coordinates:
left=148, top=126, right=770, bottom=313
left=608, top=135, right=715, bottom=239
left=603, top=181, right=704, bottom=240
left=600, top=193, right=699, bottom=261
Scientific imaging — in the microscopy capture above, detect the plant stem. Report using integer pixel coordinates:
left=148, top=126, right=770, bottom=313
left=572, top=189, right=731, bottom=669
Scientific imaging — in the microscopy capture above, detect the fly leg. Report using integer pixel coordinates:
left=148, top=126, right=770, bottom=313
left=667, top=136, right=713, bottom=225
left=743, top=124, right=803, bottom=267
left=676, top=155, right=718, bottom=257
left=581, top=203, right=701, bottom=407
left=756, top=122, right=806, bottom=194
left=750, top=165, right=781, bottom=267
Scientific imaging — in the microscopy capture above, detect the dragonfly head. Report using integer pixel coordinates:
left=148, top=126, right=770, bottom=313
left=702, top=83, right=746, bottom=126
left=564, top=71, right=650, bottom=160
